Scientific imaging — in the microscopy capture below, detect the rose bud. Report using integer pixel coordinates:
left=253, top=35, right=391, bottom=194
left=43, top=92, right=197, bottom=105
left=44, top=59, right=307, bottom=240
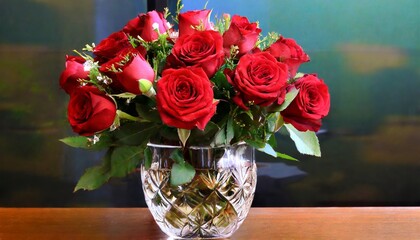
left=165, top=30, right=224, bottom=78
left=59, top=55, right=89, bottom=94
left=100, top=48, right=154, bottom=95
left=139, top=78, right=156, bottom=98
left=93, top=31, right=132, bottom=63
left=223, top=15, right=261, bottom=57
left=67, top=86, right=116, bottom=136
left=156, top=68, right=218, bottom=130
left=281, top=74, right=330, bottom=132
left=265, top=36, right=310, bottom=77
left=123, top=10, right=170, bottom=42
left=178, top=9, right=213, bottom=36
left=227, top=52, right=289, bottom=110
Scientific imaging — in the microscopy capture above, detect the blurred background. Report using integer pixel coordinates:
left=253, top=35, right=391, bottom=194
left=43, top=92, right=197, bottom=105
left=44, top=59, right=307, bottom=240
left=0, top=0, right=419, bottom=207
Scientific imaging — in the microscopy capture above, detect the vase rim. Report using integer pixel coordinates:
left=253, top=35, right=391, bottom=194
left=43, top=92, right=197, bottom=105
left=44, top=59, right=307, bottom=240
left=147, top=141, right=247, bottom=150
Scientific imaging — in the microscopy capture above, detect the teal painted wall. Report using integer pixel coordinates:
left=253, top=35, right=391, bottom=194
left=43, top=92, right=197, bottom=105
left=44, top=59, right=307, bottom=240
left=0, top=0, right=419, bottom=206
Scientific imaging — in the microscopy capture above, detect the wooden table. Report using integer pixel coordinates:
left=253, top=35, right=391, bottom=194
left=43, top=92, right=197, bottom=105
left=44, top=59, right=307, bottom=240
left=1, top=207, right=420, bottom=239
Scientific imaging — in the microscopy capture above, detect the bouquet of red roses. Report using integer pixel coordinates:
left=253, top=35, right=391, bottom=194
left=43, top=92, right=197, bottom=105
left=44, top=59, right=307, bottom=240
left=59, top=5, right=330, bottom=191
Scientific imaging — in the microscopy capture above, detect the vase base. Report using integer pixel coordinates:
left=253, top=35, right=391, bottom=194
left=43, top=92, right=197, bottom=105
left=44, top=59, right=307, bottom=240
left=142, top=143, right=256, bottom=239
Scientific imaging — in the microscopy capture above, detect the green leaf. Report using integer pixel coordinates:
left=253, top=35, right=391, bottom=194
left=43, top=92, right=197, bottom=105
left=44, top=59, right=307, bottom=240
left=59, top=135, right=111, bottom=150
left=212, top=127, right=226, bottom=147
left=170, top=162, right=196, bottom=186
left=88, top=67, right=100, bottom=83
left=245, top=139, right=265, bottom=149
left=244, top=110, right=254, bottom=120
left=274, top=114, right=285, bottom=132
left=266, top=112, right=279, bottom=133
left=246, top=135, right=298, bottom=161
left=267, top=133, right=277, bottom=148
left=74, top=165, right=111, bottom=192
left=111, top=92, right=137, bottom=99
left=277, top=152, right=298, bottom=161
left=114, top=122, right=159, bottom=146
left=285, top=123, right=321, bottom=157
left=117, top=110, right=143, bottom=122
left=60, top=136, right=89, bottom=148
left=112, top=114, right=120, bottom=130
left=211, top=70, right=232, bottom=91
left=226, top=116, right=234, bottom=144
left=158, top=126, right=179, bottom=141
left=211, top=70, right=234, bottom=100
left=177, top=128, right=191, bottom=147
left=232, top=116, right=250, bottom=142
left=256, top=143, right=278, bottom=158
left=189, top=121, right=220, bottom=145
left=279, top=86, right=299, bottom=111
left=170, top=148, right=184, bottom=164
left=144, top=147, right=152, bottom=170
left=74, top=151, right=112, bottom=192
left=266, top=112, right=285, bottom=133
left=110, top=146, right=143, bottom=177
left=136, top=103, right=161, bottom=122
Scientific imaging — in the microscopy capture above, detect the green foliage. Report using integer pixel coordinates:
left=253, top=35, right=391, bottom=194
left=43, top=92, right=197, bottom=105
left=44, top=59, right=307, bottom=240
left=257, top=32, right=280, bottom=50
left=74, top=165, right=111, bottom=192
left=169, top=149, right=196, bottom=186
left=116, top=110, right=143, bottom=123
left=279, top=86, right=299, bottom=111
left=111, top=92, right=137, bottom=100
left=170, top=149, right=184, bottom=164
left=247, top=138, right=298, bottom=161
left=188, top=122, right=220, bottom=146
left=69, top=122, right=158, bottom=191
left=213, top=13, right=231, bottom=35
left=244, top=139, right=265, bottom=149
left=143, top=147, right=152, bottom=170
left=276, top=152, right=298, bottom=161
left=256, top=142, right=278, bottom=157
left=110, top=146, right=143, bottom=177
left=134, top=33, right=173, bottom=78
left=226, top=116, right=234, bottom=144
left=113, top=122, right=159, bottom=146
left=135, top=97, right=161, bottom=123
left=213, top=126, right=227, bottom=146
left=285, top=123, right=321, bottom=157
left=177, top=128, right=191, bottom=147
left=74, top=144, right=146, bottom=191
left=74, top=150, right=112, bottom=192
left=59, top=135, right=111, bottom=150
left=211, top=70, right=233, bottom=99
left=170, top=162, right=196, bottom=186
left=266, top=112, right=284, bottom=134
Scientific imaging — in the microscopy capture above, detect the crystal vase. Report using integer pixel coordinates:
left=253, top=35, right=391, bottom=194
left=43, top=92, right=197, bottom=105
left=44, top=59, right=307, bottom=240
left=141, top=142, right=257, bottom=239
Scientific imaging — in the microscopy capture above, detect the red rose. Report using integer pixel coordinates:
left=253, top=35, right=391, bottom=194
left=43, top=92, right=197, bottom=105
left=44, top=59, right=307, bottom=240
left=265, top=36, right=310, bottom=77
left=165, top=30, right=224, bottom=78
left=156, top=68, right=218, bottom=130
left=67, top=86, right=116, bottom=136
left=94, top=31, right=132, bottom=63
left=100, top=48, right=154, bottom=94
left=227, top=52, right=289, bottom=110
left=281, top=74, right=330, bottom=132
left=123, top=10, right=170, bottom=42
left=178, top=10, right=213, bottom=36
left=223, top=15, right=261, bottom=57
left=59, top=55, right=89, bottom=94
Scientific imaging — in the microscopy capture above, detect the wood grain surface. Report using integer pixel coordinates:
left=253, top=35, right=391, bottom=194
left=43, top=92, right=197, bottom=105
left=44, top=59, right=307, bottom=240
left=1, top=207, right=420, bottom=239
